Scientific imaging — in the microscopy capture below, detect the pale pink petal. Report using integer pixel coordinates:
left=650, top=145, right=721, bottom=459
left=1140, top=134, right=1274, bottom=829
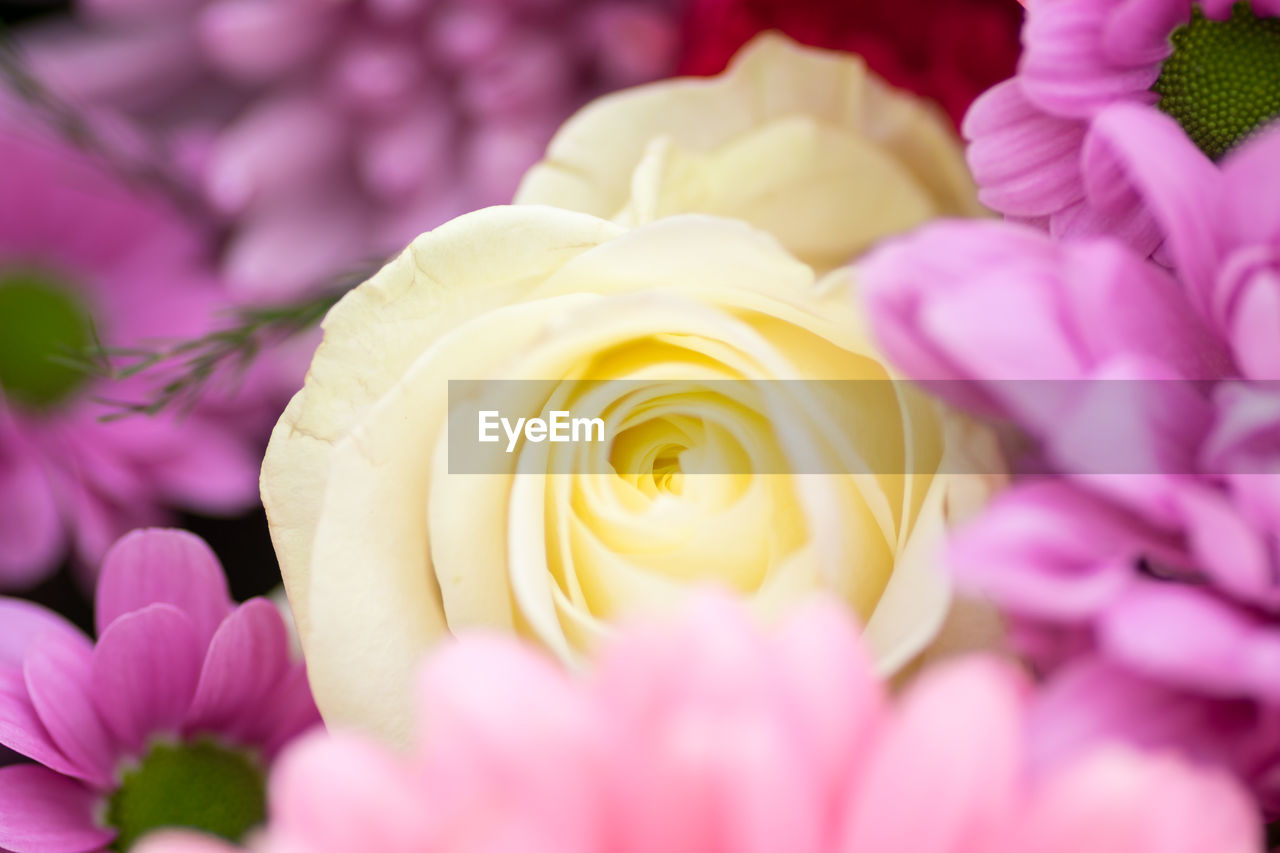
left=1016, top=749, right=1259, bottom=853
left=25, top=631, right=118, bottom=788
left=92, top=603, right=202, bottom=751
left=0, top=764, right=114, bottom=853
left=185, top=599, right=290, bottom=739
left=1026, top=660, right=1256, bottom=778
left=270, top=731, right=432, bottom=853
left=768, top=599, right=883, bottom=792
left=839, top=659, right=1026, bottom=853
left=95, top=528, right=232, bottom=648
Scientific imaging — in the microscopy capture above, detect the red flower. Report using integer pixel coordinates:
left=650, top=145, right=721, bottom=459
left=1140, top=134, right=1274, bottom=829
left=677, top=0, right=1024, bottom=126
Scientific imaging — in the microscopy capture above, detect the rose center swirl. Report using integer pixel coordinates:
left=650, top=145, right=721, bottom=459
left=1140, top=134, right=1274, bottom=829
left=1152, top=1, right=1280, bottom=160
left=104, top=739, right=268, bottom=851
left=0, top=269, right=95, bottom=410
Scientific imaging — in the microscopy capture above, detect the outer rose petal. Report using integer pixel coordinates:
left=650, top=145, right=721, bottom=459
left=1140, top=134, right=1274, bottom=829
left=261, top=206, right=623, bottom=648
left=516, top=32, right=982, bottom=271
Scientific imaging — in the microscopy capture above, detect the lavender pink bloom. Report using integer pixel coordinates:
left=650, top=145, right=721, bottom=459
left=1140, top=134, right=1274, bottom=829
left=0, top=119, right=271, bottom=589
left=858, top=118, right=1280, bottom=812
left=0, top=528, right=320, bottom=852
left=22, top=0, right=682, bottom=300
left=963, top=0, right=1280, bottom=259
left=135, top=596, right=1261, bottom=853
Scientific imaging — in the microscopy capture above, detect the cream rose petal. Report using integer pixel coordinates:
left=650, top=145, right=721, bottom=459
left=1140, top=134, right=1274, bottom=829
left=516, top=32, right=983, bottom=271
left=262, top=206, right=623, bottom=640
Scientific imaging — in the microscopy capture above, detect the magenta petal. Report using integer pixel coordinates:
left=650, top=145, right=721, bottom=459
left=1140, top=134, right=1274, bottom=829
left=252, top=664, right=323, bottom=759
left=0, top=599, right=83, bottom=670
left=0, top=419, right=63, bottom=588
left=148, top=423, right=259, bottom=515
left=1084, top=105, right=1224, bottom=311
left=25, top=632, right=118, bottom=788
left=1019, top=0, right=1163, bottom=118
left=0, top=669, right=82, bottom=779
left=0, top=764, right=114, bottom=853
left=185, top=599, right=289, bottom=740
left=1099, top=582, right=1280, bottom=701
left=198, top=0, right=335, bottom=83
left=962, top=80, right=1088, bottom=217
left=95, top=529, right=232, bottom=650
left=92, top=604, right=202, bottom=752
left=1220, top=124, right=1280, bottom=251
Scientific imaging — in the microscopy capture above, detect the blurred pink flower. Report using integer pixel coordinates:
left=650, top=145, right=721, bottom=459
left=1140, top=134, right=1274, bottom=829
left=137, top=597, right=1261, bottom=853
left=963, top=0, right=1280, bottom=259
left=0, top=529, right=321, bottom=852
left=0, top=120, right=272, bottom=589
left=22, top=0, right=682, bottom=300
left=858, top=118, right=1280, bottom=814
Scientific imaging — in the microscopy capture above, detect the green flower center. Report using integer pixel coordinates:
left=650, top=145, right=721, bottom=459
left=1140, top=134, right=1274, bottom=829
left=0, top=270, right=95, bottom=410
left=105, top=739, right=268, bottom=851
left=1153, top=1, right=1280, bottom=160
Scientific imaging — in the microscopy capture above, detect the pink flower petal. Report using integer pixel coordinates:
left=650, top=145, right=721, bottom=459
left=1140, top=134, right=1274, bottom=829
left=0, top=668, right=82, bottom=779
left=146, top=422, right=260, bottom=515
left=1019, top=0, right=1163, bottom=118
left=198, top=0, right=335, bottom=83
left=839, top=658, right=1026, bottom=853
left=204, top=95, right=349, bottom=214
left=91, top=603, right=202, bottom=752
left=0, top=764, right=114, bottom=853
left=963, top=79, right=1088, bottom=217
left=1017, top=749, right=1260, bottom=853
left=1084, top=105, right=1223, bottom=312
left=0, top=599, right=83, bottom=670
left=270, top=731, right=433, bottom=852
left=25, top=631, right=118, bottom=788
left=251, top=663, right=322, bottom=759
left=0, top=415, right=64, bottom=587
left=1100, top=581, right=1280, bottom=701
left=185, top=599, right=290, bottom=740
left=95, top=528, right=232, bottom=650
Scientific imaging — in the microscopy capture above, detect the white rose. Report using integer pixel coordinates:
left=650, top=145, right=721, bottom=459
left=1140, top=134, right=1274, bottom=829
left=261, top=206, right=1001, bottom=742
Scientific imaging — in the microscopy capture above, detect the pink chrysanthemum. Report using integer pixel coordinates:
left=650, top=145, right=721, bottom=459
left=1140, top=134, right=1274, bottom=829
left=858, top=118, right=1280, bottom=812
left=0, top=528, right=321, bottom=853
left=135, top=597, right=1261, bottom=853
left=22, top=0, right=681, bottom=300
left=0, top=119, right=271, bottom=589
left=964, top=0, right=1280, bottom=259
